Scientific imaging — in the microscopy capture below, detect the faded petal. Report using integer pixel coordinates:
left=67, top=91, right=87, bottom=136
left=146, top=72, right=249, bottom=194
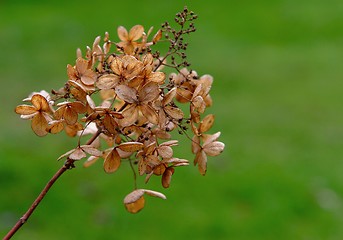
left=117, top=142, right=144, bottom=152
left=103, top=149, right=121, bottom=173
left=199, top=114, right=215, bottom=133
left=115, top=85, right=137, bottom=103
left=164, top=106, right=184, bottom=120
left=139, top=104, right=158, bottom=125
left=15, top=105, right=36, bottom=115
left=31, top=113, right=48, bottom=137
left=96, top=74, right=120, bottom=90
left=203, top=141, right=225, bottom=156
left=129, top=25, right=144, bottom=41
left=117, top=26, right=129, bottom=41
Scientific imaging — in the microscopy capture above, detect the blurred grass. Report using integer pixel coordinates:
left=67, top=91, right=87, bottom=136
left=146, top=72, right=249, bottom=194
left=1, top=0, right=343, bottom=239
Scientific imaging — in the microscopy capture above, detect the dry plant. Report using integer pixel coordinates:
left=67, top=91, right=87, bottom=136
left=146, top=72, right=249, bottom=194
left=5, top=6, right=225, bottom=239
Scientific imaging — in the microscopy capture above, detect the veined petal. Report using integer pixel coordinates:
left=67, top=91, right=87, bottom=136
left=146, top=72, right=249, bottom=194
left=115, top=85, right=137, bottom=103
left=31, top=113, right=48, bottom=137
left=117, top=26, right=129, bottom=41
left=129, top=25, right=144, bottom=41
left=203, top=141, right=225, bottom=156
left=103, top=149, right=121, bottom=173
left=139, top=104, right=158, bottom=125
left=15, top=105, right=36, bottom=115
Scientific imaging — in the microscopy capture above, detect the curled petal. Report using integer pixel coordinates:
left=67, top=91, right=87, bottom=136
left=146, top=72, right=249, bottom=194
left=15, top=105, right=36, bottom=115
left=117, top=142, right=144, bottom=152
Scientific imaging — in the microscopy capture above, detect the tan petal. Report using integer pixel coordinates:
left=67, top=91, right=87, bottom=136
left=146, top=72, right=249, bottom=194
left=123, top=189, right=145, bottom=213
left=117, top=26, right=129, bottom=41
left=69, top=147, right=87, bottom=160
left=71, top=101, right=86, bottom=114
left=47, top=120, right=64, bottom=134
left=117, top=142, right=144, bottom=152
left=15, top=105, right=36, bottom=115
left=75, top=57, right=89, bottom=74
left=103, top=114, right=118, bottom=134
left=164, top=106, right=184, bottom=120
left=129, top=25, right=144, bottom=41
left=103, top=149, right=121, bottom=173
left=163, top=87, right=177, bottom=105
left=148, top=72, right=165, bottom=84
left=81, top=145, right=102, bottom=157
left=64, top=107, right=78, bottom=125
left=158, top=145, right=173, bottom=159
left=115, top=85, right=137, bottom=103
left=191, top=135, right=201, bottom=154
left=199, top=114, right=215, bottom=133
left=110, top=57, right=123, bottom=76
left=152, top=29, right=162, bottom=43
left=203, top=132, right=221, bottom=146
left=139, top=104, right=158, bottom=125
left=31, top=113, right=48, bottom=137
left=67, top=64, right=77, bottom=80
left=96, top=74, right=119, bottom=90
left=162, top=168, right=174, bottom=188
left=121, top=104, right=139, bottom=126
left=138, top=81, right=159, bottom=103
left=203, top=141, right=225, bottom=156
left=196, top=150, right=207, bottom=175
left=83, top=156, right=100, bottom=168
left=81, top=69, right=97, bottom=85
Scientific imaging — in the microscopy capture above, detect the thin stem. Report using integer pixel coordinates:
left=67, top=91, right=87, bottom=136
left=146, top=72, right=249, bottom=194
left=4, top=129, right=102, bottom=240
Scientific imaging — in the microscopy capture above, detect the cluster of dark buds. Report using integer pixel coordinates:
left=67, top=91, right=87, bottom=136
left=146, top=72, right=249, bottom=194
left=14, top=7, right=225, bottom=214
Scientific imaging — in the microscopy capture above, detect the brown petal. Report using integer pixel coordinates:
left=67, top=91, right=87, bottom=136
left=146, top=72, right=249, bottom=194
left=31, top=94, right=50, bottom=112
left=96, top=74, right=119, bottom=90
left=123, top=189, right=145, bottom=214
left=67, top=64, right=77, bottom=80
left=47, top=120, right=64, bottom=134
left=15, top=105, right=36, bottom=115
left=158, top=145, right=173, bottom=159
left=164, top=106, right=184, bottom=120
left=129, top=25, right=144, bottom=41
left=191, top=135, right=201, bottom=154
left=139, top=104, right=158, bottom=125
left=115, top=85, right=137, bottom=103
left=138, top=81, right=159, bottom=103
left=121, top=104, right=139, bottom=126
left=162, top=168, right=174, bottom=188
left=71, top=101, right=87, bottom=114
left=31, top=113, right=48, bottom=137
left=81, top=145, right=102, bottom=157
left=203, top=141, right=225, bottom=156
left=148, top=72, right=165, bottom=84
left=163, top=87, right=177, bottom=105
left=203, top=132, right=221, bottom=146
left=64, top=107, right=78, bottom=125
left=199, top=114, right=215, bottom=133
left=103, top=149, right=121, bottom=173
left=152, top=29, right=162, bottom=43
left=196, top=150, right=207, bottom=176
left=75, top=57, right=89, bottom=74
left=81, top=69, right=97, bottom=86
left=103, top=115, right=118, bottom=134
left=117, top=142, right=144, bottom=152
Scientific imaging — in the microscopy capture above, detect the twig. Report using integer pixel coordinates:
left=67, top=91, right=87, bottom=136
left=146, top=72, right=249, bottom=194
left=3, top=129, right=102, bottom=240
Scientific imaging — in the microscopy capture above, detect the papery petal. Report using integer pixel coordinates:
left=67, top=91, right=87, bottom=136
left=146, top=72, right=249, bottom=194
left=117, top=142, right=144, bottom=152
left=123, top=189, right=145, bottom=213
left=129, top=25, right=144, bottom=41
left=199, top=114, right=215, bottom=133
left=163, top=87, right=177, bottom=105
left=117, top=26, right=129, bottom=41
left=158, top=145, right=173, bottom=159
left=115, top=85, right=137, bottom=103
left=164, top=106, right=184, bottom=120
left=103, top=149, right=121, bottom=173
left=96, top=74, right=119, bottom=90
left=203, top=141, right=225, bottom=156
left=148, top=71, right=165, bottom=84
left=64, top=107, right=78, bottom=125
left=69, top=147, right=87, bottom=160
left=138, top=81, right=159, bottom=103
left=31, top=94, right=50, bottom=112
left=139, top=104, right=158, bottom=125
left=196, top=150, right=207, bottom=175
left=162, top=168, right=174, bottom=188
left=31, top=113, right=48, bottom=137
left=15, top=105, right=36, bottom=115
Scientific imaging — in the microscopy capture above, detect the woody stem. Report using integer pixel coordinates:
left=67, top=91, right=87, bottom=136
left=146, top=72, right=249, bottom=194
left=3, top=129, right=102, bottom=240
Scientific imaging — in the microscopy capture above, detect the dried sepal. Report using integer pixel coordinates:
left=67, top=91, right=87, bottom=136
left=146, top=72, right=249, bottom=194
left=103, top=148, right=121, bottom=173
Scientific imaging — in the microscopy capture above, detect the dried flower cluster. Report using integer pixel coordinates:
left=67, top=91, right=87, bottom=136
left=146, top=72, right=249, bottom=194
left=15, top=7, right=225, bottom=213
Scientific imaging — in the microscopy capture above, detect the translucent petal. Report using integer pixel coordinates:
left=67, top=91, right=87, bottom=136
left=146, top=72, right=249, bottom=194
left=203, top=132, right=221, bottom=146
left=69, top=147, right=87, bottom=160
left=103, top=149, right=121, bottom=173
left=129, top=25, right=144, bottom=41
left=117, top=26, right=129, bottom=41
left=158, top=145, right=173, bottom=159
left=81, top=145, right=102, bottom=157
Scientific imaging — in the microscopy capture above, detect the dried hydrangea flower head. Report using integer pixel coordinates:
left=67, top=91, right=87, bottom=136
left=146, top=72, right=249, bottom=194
left=15, top=6, right=225, bottom=214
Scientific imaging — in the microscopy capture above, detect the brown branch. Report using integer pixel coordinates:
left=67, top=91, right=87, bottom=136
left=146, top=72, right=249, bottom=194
left=3, top=129, right=102, bottom=240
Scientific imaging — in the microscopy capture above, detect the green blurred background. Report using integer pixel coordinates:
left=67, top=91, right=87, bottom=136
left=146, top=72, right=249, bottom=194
left=1, top=0, right=343, bottom=239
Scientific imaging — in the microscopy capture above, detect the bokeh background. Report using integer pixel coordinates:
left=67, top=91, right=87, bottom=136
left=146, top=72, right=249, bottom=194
left=1, top=0, right=343, bottom=239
